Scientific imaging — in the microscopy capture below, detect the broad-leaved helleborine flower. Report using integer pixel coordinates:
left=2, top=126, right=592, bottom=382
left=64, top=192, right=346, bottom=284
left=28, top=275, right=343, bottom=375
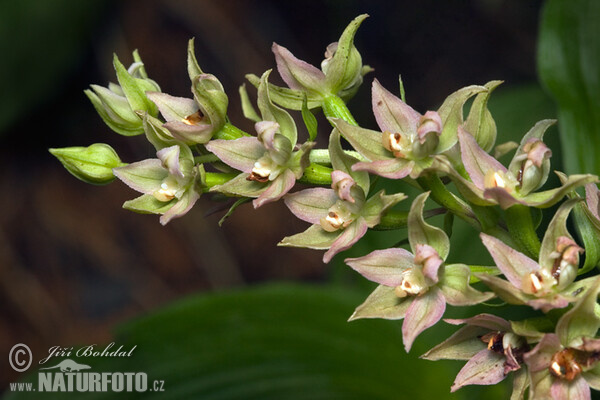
left=279, top=129, right=405, bottom=262
left=345, top=192, right=493, bottom=351
left=206, top=71, right=313, bottom=208
left=113, top=144, right=202, bottom=225
left=146, top=39, right=228, bottom=144
left=332, top=79, right=486, bottom=179
left=422, top=314, right=531, bottom=396
left=85, top=51, right=160, bottom=136
left=524, top=277, right=600, bottom=400
left=476, top=199, right=597, bottom=312
left=443, top=122, right=597, bottom=209
left=246, top=14, right=372, bottom=110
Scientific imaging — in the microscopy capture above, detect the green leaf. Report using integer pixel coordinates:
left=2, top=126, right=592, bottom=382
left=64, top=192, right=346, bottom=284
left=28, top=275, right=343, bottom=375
left=239, top=84, right=261, bottom=123
left=538, top=0, right=600, bottom=176
left=218, top=198, right=251, bottom=226
left=187, top=38, right=203, bottom=80
left=301, top=93, right=318, bottom=141
left=7, top=284, right=473, bottom=400
left=113, top=54, right=157, bottom=116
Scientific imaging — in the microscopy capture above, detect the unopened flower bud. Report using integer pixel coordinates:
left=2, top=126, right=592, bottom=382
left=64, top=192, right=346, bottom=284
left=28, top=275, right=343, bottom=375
left=49, top=143, right=124, bottom=185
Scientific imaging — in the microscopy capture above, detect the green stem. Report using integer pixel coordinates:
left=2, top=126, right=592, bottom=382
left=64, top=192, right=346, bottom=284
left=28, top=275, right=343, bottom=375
left=417, top=174, right=480, bottom=230
left=373, top=207, right=446, bottom=231
left=194, top=154, right=220, bottom=164
left=298, top=163, right=333, bottom=185
left=505, top=204, right=541, bottom=259
left=322, top=95, right=358, bottom=126
left=213, top=122, right=250, bottom=140
left=204, top=172, right=237, bottom=189
left=309, top=149, right=364, bottom=165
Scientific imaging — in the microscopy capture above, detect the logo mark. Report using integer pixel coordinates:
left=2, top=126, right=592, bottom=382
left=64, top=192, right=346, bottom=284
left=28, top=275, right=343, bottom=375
left=40, top=359, right=91, bottom=372
left=9, top=344, right=32, bottom=372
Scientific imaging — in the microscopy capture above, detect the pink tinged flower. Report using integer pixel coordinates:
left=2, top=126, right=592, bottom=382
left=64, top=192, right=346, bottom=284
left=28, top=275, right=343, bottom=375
left=245, top=15, right=371, bottom=111
left=522, top=278, right=600, bottom=399
left=206, top=71, right=312, bottom=208
left=448, top=122, right=597, bottom=209
left=423, top=314, right=531, bottom=394
left=477, top=199, right=592, bottom=311
left=113, top=144, right=201, bottom=225
left=345, top=193, right=492, bottom=351
left=332, top=80, right=486, bottom=180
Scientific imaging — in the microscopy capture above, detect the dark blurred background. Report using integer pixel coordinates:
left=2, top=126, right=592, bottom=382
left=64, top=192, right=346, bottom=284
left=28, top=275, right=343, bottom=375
left=0, top=0, right=546, bottom=389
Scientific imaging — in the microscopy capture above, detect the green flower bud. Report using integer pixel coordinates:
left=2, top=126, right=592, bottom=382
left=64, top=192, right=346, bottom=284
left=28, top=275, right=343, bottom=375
left=85, top=51, right=160, bottom=136
left=49, top=143, right=124, bottom=185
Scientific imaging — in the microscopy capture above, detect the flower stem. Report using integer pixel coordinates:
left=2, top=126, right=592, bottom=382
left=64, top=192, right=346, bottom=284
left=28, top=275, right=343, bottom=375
left=309, top=149, right=364, bottom=165
left=204, top=172, right=237, bottom=188
left=322, top=95, right=358, bottom=126
left=417, top=173, right=480, bottom=230
left=374, top=207, right=446, bottom=231
left=213, top=122, right=250, bottom=140
left=298, top=163, right=333, bottom=185
left=505, top=204, right=541, bottom=259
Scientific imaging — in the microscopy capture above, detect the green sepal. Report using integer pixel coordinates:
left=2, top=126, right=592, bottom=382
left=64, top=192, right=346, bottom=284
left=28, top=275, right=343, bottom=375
left=239, top=84, right=261, bottom=123
left=362, top=191, right=407, bottom=227
left=257, top=70, right=298, bottom=147
left=574, top=201, right=600, bottom=275
left=279, top=225, right=339, bottom=250
left=123, top=194, right=176, bottom=215
left=408, top=192, right=450, bottom=260
left=113, top=54, right=158, bottom=116
left=464, top=80, right=502, bottom=152
left=84, top=88, right=143, bottom=136
left=510, top=317, right=554, bottom=342
left=556, top=276, right=600, bottom=347
left=329, top=129, right=369, bottom=195
left=187, top=38, right=203, bottom=80
left=49, top=143, right=124, bottom=185
left=246, top=73, right=322, bottom=111
left=301, top=93, right=318, bottom=142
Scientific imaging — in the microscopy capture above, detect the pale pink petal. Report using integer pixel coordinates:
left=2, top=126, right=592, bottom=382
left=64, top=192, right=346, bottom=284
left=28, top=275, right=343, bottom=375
left=402, top=286, right=446, bottom=352
left=284, top=188, right=338, bottom=224
left=323, top=217, right=369, bottom=263
left=371, top=79, right=420, bottom=136
left=352, top=158, right=414, bottom=179
left=480, top=233, right=540, bottom=289
left=345, top=248, right=416, bottom=286
left=450, top=349, right=506, bottom=392
left=551, top=377, right=590, bottom=400
left=458, top=126, right=507, bottom=190
left=253, top=169, right=296, bottom=208
left=205, top=137, right=264, bottom=173
left=272, top=43, right=326, bottom=92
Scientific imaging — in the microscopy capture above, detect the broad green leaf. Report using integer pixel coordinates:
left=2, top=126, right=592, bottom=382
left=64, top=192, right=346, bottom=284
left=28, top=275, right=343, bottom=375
left=4, top=284, right=477, bottom=400
left=538, top=0, right=600, bottom=176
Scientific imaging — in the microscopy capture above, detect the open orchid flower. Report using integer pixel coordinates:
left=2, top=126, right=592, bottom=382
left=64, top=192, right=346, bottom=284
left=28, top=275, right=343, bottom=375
left=422, top=314, right=531, bottom=396
left=442, top=122, right=598, bottom=209
left=246, top=14, right=372, bottom=110
left=113, top=144, right=202, bottom=225
left=524, top=277, right=600, bottom=400
left=206, top=71, right=313, bottom=208
left=279, top=130, right=405, bottom=263
left=331, top=79, right=486, bottom=180
left=476, top=199, right=598, bottom=312
left=146, top=39, right=228, bottom=144
left=345, top=192, right=493, bottom=351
